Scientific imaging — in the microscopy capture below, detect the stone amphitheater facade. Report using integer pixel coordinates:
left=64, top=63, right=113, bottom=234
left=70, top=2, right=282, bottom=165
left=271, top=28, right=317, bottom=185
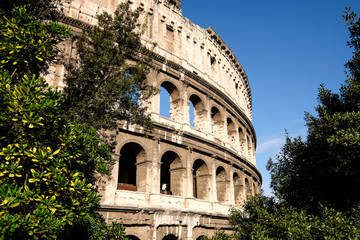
left=51, top=0, right=262, bottom=239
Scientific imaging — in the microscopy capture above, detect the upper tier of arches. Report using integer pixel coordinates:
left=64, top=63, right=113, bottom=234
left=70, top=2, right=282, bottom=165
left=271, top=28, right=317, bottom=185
left=151, top=74, right=256, bottom=165
left=60, top=0, right=253, bottom=120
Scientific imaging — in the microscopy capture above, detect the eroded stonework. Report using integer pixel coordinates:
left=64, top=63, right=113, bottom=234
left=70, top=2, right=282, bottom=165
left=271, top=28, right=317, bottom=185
left=54, top=0, right=262, bottom=239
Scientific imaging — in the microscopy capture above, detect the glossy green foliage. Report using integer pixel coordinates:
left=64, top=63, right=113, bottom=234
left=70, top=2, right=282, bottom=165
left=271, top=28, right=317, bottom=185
left=0, top=6, right=126, bottom=239
left=0, top=71, right=114, bottom=239
left=219, top=196, right=360, bottom=240
left=206, top=195, right=360, bottom=240
left=0, top=6, right=71, bottom=82
left=267, top=9, right=360, bottom=212
left=0, top=0, right=62, bottom=20
left=62, top=3, right=157, bottom=130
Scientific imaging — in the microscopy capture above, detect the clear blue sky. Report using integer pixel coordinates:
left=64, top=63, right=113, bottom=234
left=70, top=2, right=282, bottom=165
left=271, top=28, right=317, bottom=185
left=178, top=0, right=360, bottom=196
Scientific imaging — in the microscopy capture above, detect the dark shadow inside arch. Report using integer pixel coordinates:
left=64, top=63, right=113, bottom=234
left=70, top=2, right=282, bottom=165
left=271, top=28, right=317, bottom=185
left=227, top=117, right=236, bottom=146
left=196, top=235, right=208, bottom=240
left=233, top=172, right=241, bottom=205
left=126, top=235, right=141, bottom=240
left=238, top=127, right=245, bottom=154
left=245, top=178, right=251, bottom=197
left=118, top=142, right=145, bottom=191
left=192, top=159, right=209, bottom=200
left=211, top=107, right=222, bottom=139
left=162, top=234, right=178, bottom=240
left=216, top=166, right=227, bottom=203
left=160, top=151, right=182, bottom=196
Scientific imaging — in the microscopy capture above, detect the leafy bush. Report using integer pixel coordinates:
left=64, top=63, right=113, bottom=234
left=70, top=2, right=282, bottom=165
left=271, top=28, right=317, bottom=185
left=0, top=6, right=125, bottom=239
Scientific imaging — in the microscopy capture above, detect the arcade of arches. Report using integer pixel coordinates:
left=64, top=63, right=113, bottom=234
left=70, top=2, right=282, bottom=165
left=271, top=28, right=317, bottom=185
left=52, top=0, right=262, bottom=239
left=116, top=141, right=258, bottom=206
left=157, top=79, right=256, bottom=165
left=102, top=66, right=261, bottom=240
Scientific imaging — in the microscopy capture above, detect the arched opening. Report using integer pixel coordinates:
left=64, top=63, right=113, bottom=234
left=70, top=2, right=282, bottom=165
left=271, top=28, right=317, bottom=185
left=247, top=135, right=252, bottom=157
left=160, top=86, right=171, bottom=118
left=196, top=236, right=208, bottom=240
left=211, top=107, right=222, bottom=140
left=245, top=178, right=251, bottom=197
left=162, top=234, right=178, bottom=240
left=189, top=101, right=195, bottom=127
left=192, top=159, right=209, bottom=200
left=227, top=118, right=236, bottom=147
left=238, top=127, right=246, bottom=155
left=118, top=143, right=145, bottom=192
left=233, top=172, right=242, bottom=205
left=160, top=151, right=183, bottom=196
left=253, top=182, right=256, bottom=196
left=216, top=166, right=227, bottom=204
left=189, top=94, right=205, bottom=131
left=126, top=235, right=141, bottom=240
left=160, top=81, right=180, bottom=121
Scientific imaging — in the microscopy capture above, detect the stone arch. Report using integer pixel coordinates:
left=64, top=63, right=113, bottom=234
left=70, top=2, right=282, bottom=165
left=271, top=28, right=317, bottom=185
left=216, top=166, right=228, bottom=204
left=118, top=142, right=146, bottom=192
left=162, top=234, right=178, bottom=240
left=245, top=178, right=251, bottom=197
left=193, top=226, right=211, bottom=240
left=160, top=151, right=184, bottom=196
left=160, top=81, right=181, bottom=121
left=247, top=135, right=252, bottom=157
left=233, top=172, right=242, bottom=205
left=226, top=117, right=236, bottom=147
left=196, top=236, right=207, bottom=240
left=238, top=127, right=246, bottom=155
left=210, top=106, right=223, bottom=140
left=192, top=159, right=210, bottom=200
left=188, top=94, right=206, bottom=131
left=126, top=235, right=141, bottom=240
left=159, top=147, right=185, bottom=167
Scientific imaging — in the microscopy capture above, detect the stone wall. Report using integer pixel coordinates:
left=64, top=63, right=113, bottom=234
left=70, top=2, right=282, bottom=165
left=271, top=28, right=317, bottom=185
left=55, top=0, right=261, bottom=239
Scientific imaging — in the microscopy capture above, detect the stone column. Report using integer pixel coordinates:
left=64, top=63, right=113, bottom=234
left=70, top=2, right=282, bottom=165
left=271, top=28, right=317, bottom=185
left=229, top=167, right=235, bottom=205
left=100, top=130, right=120, bottom=205
left=209, top=157, right=217, bottom=202
left=197, top=173, right=211, bottom=201
left=170, top=167, right=186, bottom=196
left=136, top=159, right=152, bottom=192
left=185, top=147, right=193, bottom=198
left=194, top=109, right=207, bottom=132
left=170, top=98, right=183, bottom=123
left=144, top=69, right=160, bottom=115
left=204, top=96, right=212, bottom=134
left=151, top=138, right=161, bottom=193
left=182, top=81, right=189, bottom=125
left=221, top=115, right=227, bottom=144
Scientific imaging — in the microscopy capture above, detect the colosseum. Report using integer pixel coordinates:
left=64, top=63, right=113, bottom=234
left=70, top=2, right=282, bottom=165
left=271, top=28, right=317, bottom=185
left=52, top=0, right=262, bottom=239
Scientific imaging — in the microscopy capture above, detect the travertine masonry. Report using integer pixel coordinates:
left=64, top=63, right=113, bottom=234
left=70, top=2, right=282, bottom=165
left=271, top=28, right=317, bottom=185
left=55, top=0, right=262, bottom=239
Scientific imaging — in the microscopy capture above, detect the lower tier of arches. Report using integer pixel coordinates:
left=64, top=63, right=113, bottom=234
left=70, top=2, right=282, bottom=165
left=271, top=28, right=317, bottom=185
left=99, top=206, right=233, bottom=240
left=99, top=125, right=261, bottom=212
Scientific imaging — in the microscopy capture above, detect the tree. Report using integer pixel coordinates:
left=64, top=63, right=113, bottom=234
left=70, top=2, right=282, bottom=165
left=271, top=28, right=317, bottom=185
left=203, top=8, right=360, bottom=240
left=267, top=8, right=360, bottom=212
left=0, top=4, right=70, bottom=82
left=62, top=2, right=157, bottom=131
left=0, top=6, right=126, bottom=239
left=205, top=195, right=360, bottom=240
left=0, top=0, right=62, bottom=20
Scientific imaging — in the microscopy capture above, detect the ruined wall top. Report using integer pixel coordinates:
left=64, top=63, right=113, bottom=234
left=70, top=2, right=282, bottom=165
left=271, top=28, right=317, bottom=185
left=167, top=0, right=181, bottom=8
left=60, top=0, right=253, bottom=120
